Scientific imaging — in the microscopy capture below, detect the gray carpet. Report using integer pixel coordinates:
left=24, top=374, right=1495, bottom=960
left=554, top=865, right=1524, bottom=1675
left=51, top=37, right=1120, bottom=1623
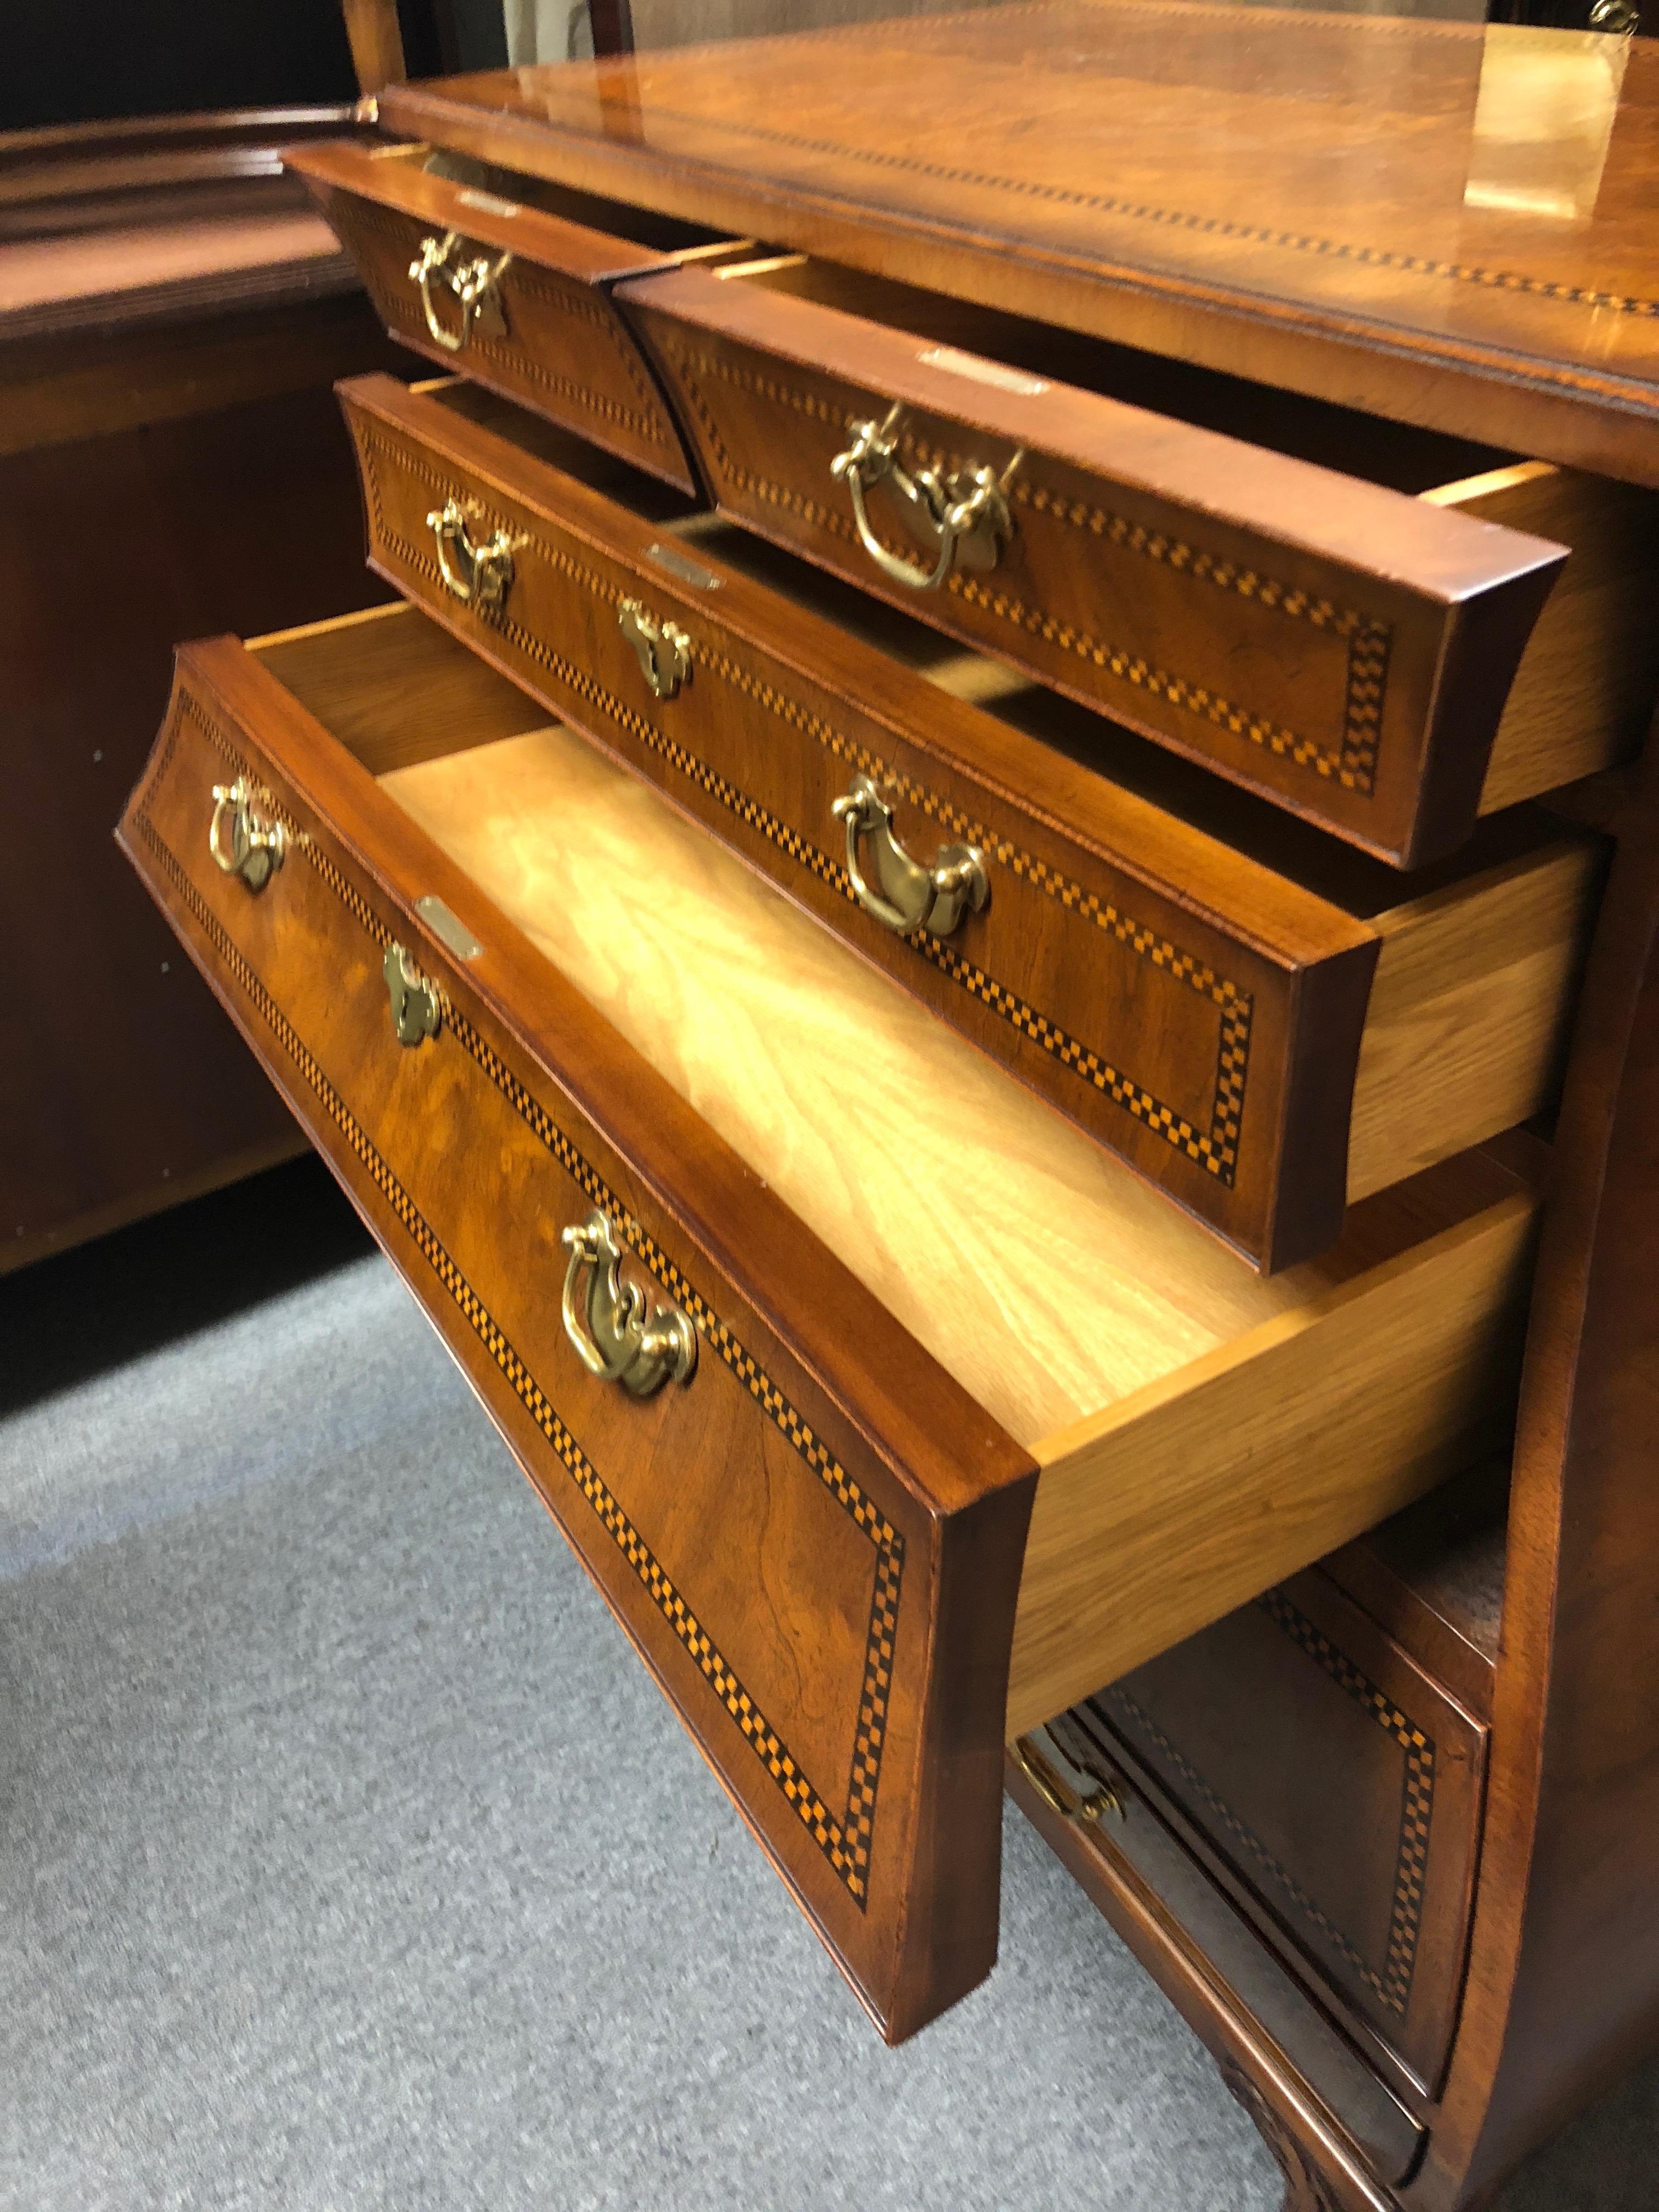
left=2, top=1194, right=1654, bottom=2209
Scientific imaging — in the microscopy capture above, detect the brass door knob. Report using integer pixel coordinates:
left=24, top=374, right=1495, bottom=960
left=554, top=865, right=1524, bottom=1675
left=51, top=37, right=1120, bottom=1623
left=560, top=1209, right=697, bottom=1398
left=832, top=775, right=988, bottom=936
left=208, top=776, right=286, bottom=891
left=617, top=597, right=692, bottom=699
left=830, top=404, right=1013, bottom=592
left=427, top=498, right=520, bottom=612
left=384, top=941, right=440, bottom=1046
left=408, top=230, right=511, bottom=354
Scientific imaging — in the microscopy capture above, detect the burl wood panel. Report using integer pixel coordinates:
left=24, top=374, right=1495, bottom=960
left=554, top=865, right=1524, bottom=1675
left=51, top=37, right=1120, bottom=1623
left=117, top=636, right=1037, bottom=2046
left=620, top=264, right=1568, bottom=868
left=286, top=138, right=707, bottom=489
left=376, top=7, right=1659, bottom=484
left=1088, top=1571, right=1486, bottom=2097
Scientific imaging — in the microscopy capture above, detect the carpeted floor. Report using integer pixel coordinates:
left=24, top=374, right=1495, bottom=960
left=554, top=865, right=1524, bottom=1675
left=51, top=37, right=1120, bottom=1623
left=2, top=1161, right=1654, bottom=2210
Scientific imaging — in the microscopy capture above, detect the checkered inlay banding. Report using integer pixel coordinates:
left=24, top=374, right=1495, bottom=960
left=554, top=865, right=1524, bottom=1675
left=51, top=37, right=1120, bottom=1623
left=139, top=701, right=906, bottom=1908
left=659, top=339, right=1393, bottom=796
left=1098, top=1586, right=1436, bottom=2016
left=356, top=427, right=1254, bottom=1187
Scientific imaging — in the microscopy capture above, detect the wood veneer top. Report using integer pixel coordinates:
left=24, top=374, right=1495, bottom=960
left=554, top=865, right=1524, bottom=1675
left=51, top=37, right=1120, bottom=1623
left=380, top=1, right=1659, bottom=480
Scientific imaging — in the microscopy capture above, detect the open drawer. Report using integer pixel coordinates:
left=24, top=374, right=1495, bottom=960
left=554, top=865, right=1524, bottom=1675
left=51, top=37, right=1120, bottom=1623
left=121, top=598, right=1539, bottom=2041
left=284, top=136, right=749, bottom=491
left=618, top=255, right=1659, bottom=867
left=338, top=370, right=1600, bottom=1273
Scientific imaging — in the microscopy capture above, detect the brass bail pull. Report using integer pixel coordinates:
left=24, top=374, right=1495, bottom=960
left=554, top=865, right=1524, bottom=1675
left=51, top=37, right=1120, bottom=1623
left=208, top=775, right=286, bottom=891
left=1013, top=1731, right=1127, bottom=1826
left=383, top=941, right=441, bottom=1046
left=560, top=1210, right=697, bottom=1399
left=408, top=230, right=511, bottom=354
left=832, top=775, right=988, bottom=937
left=427, top=498, right=518, bottom=611
left=617, top=598, right=692, bottom=700
left=830, top=407, right=1012, bottom=593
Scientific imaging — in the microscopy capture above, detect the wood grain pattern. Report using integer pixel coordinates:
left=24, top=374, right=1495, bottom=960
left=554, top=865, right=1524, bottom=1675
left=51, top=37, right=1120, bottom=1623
left=120, top=633, right=1038, bottom=2047
left=619, top=258, right=1593, bottom=868
left=285, top=136, right=738, bottom=488
left=1349, top=840, right=1602, bottom=1200
left=374, top=722, right=1539, bottom=1735
left=376, top=7, right=1659, bottom=484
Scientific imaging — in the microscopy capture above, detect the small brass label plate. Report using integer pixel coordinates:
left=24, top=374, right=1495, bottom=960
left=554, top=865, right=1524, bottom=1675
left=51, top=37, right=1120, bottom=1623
left=916, top=345, right=1048, bottom=398
left=415, top=894, right=482, bottom=960
left=646, top=541, right=724, bottom=591
left=456, top=187, right=522, bottom=219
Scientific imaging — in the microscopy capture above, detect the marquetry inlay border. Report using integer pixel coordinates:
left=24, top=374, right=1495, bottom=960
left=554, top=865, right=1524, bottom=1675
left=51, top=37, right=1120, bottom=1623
left=1097, top=1587, right=1436, bottom=2016
left=657, top=337, right=1390, bottom=797
left=137, top=697, right=904, bottom=1910
left=643, top=57, right=1659, bottom=325
left=354, top=424, right=1255, bottom=1188
left=337, top=195, right=681, bottom=455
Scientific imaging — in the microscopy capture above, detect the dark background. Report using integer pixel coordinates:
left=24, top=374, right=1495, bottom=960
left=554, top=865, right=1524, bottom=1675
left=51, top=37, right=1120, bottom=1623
left=1, top=0, right=510, bottom=134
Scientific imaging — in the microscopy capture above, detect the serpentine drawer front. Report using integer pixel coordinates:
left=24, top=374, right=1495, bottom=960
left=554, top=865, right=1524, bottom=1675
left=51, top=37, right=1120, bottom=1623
left=338, top=370, right=1600, bottom=1274
left=285, top=137, right=748, bottom=492
left=121, top=600, right=1539, bottom=2041
left=619, top=257, right=1659, bottom=868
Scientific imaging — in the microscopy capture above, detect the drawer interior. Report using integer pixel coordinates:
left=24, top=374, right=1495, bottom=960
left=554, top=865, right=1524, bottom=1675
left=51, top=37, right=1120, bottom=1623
left=251, top=600, right=1541, bottom=1730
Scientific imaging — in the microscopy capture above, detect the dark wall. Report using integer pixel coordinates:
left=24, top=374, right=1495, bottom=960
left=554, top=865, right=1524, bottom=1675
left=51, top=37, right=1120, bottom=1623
left=3, top=0, right=359, bottom=131
left=1, top=0, right=509, bottom=135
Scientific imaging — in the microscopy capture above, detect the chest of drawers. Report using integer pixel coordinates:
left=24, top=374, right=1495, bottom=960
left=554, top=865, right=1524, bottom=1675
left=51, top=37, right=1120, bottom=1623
left=119, top=9, right=1659, bottom=2207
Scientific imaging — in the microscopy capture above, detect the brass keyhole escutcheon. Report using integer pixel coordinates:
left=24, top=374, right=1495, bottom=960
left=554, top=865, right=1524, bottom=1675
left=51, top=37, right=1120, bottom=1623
left=617, top=598, right=692, bottom=700
left=560, top=1209, right=697, bottom=1399
left=208, top=776, right=286, bottom=892
left=384, top=941, right=441, bottom=1047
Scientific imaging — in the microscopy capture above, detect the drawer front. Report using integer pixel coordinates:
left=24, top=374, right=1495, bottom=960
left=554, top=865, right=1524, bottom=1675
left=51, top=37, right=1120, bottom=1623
left=620, top=267, right=1567, bottom=868
left=118, top=636, right=1037, bottom=2045
left=340, top=373, right=1384, bottom=1274
left=287, top=139, right=701, bottom=491
left=1084, top=1570, right=1486, bottom=2092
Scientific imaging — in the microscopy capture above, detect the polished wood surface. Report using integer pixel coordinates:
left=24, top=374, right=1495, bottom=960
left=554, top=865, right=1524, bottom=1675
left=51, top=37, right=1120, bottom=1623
left=117, top=604, right=1542, bottom=2041
left=377, top=5, right=1659, bottom=484
left=1, top=112, right=399, bottom=1269
left=621, top=257, right=1646, bottom=868
left=338, top=372, right=1596, bottom=1273
left=121, top=625, right=1039, bottom=2046
left=1087, top=1570, right=1488, bottom=2095
left=286, top=136, right=741, bottom=488
left=375, top=710, right=1536, bottom=1735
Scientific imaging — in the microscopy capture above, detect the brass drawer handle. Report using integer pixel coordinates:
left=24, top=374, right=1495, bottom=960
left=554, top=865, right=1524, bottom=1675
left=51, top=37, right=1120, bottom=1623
left=427, top=498, right=519, bottom=611
left=830, top=404, right=1012, bottom=592
left=408, top=230, right=511, bottom=354
left=832, top=775, right=988, bottom=937
left=384, top=941, right=441, bottom=1046
left=561, top=1209, right=697, bottom=1398
left=208, top=775, right=286, bottom=891
left=1013, top=1734, right=1126, bottom=1825
left=617, top=597, right=692, bottom=699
